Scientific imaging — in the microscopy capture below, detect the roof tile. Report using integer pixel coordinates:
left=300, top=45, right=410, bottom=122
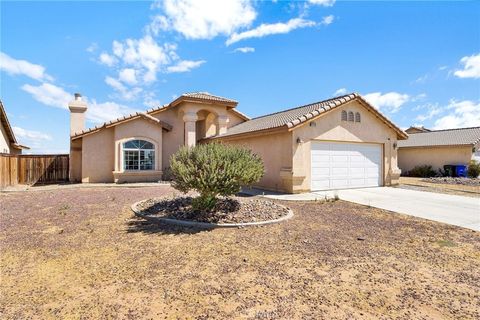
left=398, top=127, right=480, bottom=148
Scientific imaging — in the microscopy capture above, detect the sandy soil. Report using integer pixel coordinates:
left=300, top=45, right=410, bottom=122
left=1, top=186, right=479, bottom=319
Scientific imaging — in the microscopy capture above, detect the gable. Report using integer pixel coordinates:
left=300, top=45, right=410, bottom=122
left=293, top=100, right=400, bottom=143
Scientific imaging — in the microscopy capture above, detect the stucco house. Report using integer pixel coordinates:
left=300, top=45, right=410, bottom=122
left=69, top=92, right=407, bottom=193
left=398, top=126, right=480, bottom=173
left=0, top=100, right=29, bottom=154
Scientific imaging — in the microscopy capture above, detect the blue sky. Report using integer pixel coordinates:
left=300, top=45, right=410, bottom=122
left=1, top=0, right=479, bottom=153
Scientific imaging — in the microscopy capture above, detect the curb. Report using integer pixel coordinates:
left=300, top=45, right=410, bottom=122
left=131, top=199, right=294, bottom=229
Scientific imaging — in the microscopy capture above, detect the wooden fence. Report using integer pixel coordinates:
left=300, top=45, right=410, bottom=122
left=0, top=154, right=69, bottom=188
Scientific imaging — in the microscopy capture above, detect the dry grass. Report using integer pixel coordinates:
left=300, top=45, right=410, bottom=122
left=1, top=186, right=479, bottom=319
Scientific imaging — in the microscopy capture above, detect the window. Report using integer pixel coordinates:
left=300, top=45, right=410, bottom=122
left=355, top=112, right=361, bottom=122
left=341, top=110, right=347, bottom=121
left=123, top=139, right=155, bottom=171
left=348, top=111, right=354, bottom=122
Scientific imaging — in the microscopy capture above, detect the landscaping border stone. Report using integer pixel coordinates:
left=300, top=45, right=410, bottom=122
left=131, top=199, right=294, bottom=229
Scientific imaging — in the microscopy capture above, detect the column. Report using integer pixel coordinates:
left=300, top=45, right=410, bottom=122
left=183, top=112, right=198, bottom=147
left=217, top=115, right=229, bottom=135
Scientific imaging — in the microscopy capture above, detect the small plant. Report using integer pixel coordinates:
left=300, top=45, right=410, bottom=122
left=408, top=165, right=436, bottom=178
left=170, top=143, right=264, bottom=212
left=467, top=160, right=480, bottom=178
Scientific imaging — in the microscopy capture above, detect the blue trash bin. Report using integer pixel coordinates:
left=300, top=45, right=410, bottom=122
left=454, top=165, right=467, bottom=178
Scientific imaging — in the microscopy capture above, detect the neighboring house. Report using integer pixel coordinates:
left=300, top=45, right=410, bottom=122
left=69, top=92, right=407, bottom=193
left=398, top=126, right=480, bottom=173
left=405, top=126, right=431, bottom=134
left=0, top=100, right=29, bottom=154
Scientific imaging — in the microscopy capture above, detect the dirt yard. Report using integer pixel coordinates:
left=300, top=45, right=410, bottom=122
left=1, top=186, right=479, bottom=319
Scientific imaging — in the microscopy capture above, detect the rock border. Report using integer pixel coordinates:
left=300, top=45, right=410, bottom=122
left=131, top=198, right=294, bottom=229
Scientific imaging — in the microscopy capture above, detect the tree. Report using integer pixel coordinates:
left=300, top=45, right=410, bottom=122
left=170, top=143, right=264, bottom=211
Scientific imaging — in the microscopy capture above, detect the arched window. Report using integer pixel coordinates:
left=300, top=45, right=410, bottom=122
left=123, top=139, right=155, bottom=170
left=355, top=112, right=361, bottom=123
left=341, top=110, right=347, bottom=121
left=348, top=111, right=354, bottom=122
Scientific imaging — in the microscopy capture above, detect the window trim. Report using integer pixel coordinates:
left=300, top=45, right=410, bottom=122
left=355, top=112, right=361, bottom=123
left=121, top=138, right=156, bottom=171
left=348, top=111, right=354, bottom=122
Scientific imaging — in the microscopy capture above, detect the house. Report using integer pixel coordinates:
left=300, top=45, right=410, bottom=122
left=405, top=126, right=431, bottom=134
left=0, top=100, right=29, bottom=154
left=69, top=92, right=407, bottom=193
left=398, top=126, right=480, bottom=174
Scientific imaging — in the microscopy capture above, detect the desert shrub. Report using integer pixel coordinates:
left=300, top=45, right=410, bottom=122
left=467, top=160, right=480, bottom=178
left=170, top=143, right=264, bottom=211
left=408, top=165, right=436, bottom=178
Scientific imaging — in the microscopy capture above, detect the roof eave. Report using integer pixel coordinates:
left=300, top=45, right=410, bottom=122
left=170, top=96, right=238, bottom=108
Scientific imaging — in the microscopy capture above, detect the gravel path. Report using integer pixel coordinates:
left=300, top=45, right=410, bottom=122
left=1, top=186, right=479, bottom=319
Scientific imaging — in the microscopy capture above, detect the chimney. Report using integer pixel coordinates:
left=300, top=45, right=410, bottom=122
left=68, top=93, right=87, bottom=135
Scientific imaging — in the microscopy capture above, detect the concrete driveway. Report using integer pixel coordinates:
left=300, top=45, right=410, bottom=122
left=317, top=187, right=480, bottom=231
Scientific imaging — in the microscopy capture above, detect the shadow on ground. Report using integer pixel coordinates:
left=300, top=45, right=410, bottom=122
left=125, top=217, right=209, bottom=235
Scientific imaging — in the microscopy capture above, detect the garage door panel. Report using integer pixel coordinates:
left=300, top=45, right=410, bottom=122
left=331, top=180, right=349, bottom=188
left=311, top=154, right=330, bottom=162
left=311, top=141, right=382, bottom=191
left=312, top=180, right=330, bottom=189
left=312, top=167, right=330, bottom=175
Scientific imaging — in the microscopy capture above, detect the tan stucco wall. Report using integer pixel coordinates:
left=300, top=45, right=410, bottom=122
left=221, top=131, right=293, bottom=192
left=73, top=101, right=247, bottom=183
left=291, top=101, right=400, bottom=192
left=81, top=128, right=115, bottom=183
left=70, top=139, right=82, bottom=182
left=398, top=145, right=474, bottom=173
left=0, top=121, right=11, bottom=154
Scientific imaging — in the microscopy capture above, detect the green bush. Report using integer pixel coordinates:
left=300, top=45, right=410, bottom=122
left=408, top=165, right=437, bottom=178
left=467, top=160, right=480, bottom=178
left=170, top=143, right=264, bottom=211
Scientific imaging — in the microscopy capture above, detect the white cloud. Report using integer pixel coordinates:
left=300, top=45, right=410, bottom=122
left=118, top=68, right=138, bottom=85
left=308, top=0, right=336, bottom=6
left=21, top=82, right=139, bottom=123
left=414, top=103, right=443, bottom=122
left=0, top=52, right=53, bottom=82
left=87, top=100, right=140, bottom=123
left=99, top=52, right=117, bottom=67
left=12, top=126, right=52, bottom=150
left=166, top=60, right=206, bottom=73
left=86, top=43, right=98, bottom=53
left=363, top=92, right=410, bottom=113
left=334, top=88, right=347, bottom=96
left=321, top=15, right=335, bottom=25
left=433, top=99, right=480, bottom=129
left=226, top=18, right=316, bottom=46
left=105, top=76, right=142, bottom=100
left=153, top=0, right=257, bottom=39
left=21, top=83, right=71, bottom=109
left=454, top=53, right=480, bottom=79
left=13, top=126, right=52, bottom=141
left=233, top=47, right=255, bottom=53
left=107, top=35, right=177, bottom=83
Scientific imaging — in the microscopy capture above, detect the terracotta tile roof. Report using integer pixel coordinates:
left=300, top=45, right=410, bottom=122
left=71, top=112, right=172, bottom=139
left=0, top=100, right=29, bottom=150
left=398, top=127, right=480, bottom=148
left=213, top=93, right=407, bottom=139
left=181, top=92, right=238, bottom=104
left=71, top=92, right=247, bottom=139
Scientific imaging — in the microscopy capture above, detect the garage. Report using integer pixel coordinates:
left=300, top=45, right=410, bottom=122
left=311, top=141, right=382, bottom=191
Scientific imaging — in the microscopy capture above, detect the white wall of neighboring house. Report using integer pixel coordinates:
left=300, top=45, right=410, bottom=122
left=0, top=121, right=11, bottom=154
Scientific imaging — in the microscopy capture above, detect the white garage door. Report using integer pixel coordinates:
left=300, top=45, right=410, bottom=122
left=311, top=141, right=382, bottom=191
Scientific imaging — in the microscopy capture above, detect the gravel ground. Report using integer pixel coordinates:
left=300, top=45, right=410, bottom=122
left=395, top=184, right=480, bottom=198
left=136, top=196, right=290, bottom=223
left=1, top=186, right=479, bottom=319
left=422, top=177, right=480, bottom=186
